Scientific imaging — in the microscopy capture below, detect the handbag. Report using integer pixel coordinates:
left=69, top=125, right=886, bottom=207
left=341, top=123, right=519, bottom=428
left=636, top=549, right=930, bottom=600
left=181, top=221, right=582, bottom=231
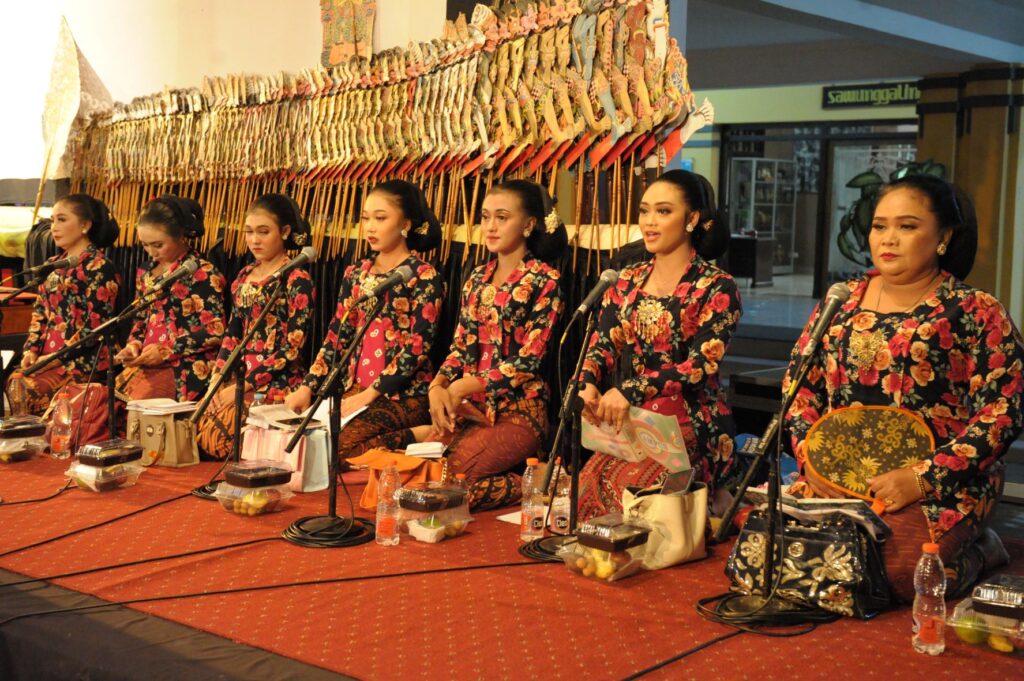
left=127, top=410, right=199, bottom=467
left=240, top=425, right=329, bottom=493
left=347, top=449, right=445, bottom=511
left=622, top=482, right=707, bottom=569
left=726, top=508, right=892, bottom=619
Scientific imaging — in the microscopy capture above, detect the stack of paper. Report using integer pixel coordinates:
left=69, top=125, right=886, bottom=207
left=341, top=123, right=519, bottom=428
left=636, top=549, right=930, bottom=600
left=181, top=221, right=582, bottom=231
left=126, top=398, right=196, bottom=415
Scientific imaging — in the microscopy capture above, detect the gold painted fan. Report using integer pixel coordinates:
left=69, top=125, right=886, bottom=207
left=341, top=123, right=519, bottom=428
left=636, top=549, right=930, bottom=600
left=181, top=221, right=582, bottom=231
left=805, top=405, right=934, bottom=501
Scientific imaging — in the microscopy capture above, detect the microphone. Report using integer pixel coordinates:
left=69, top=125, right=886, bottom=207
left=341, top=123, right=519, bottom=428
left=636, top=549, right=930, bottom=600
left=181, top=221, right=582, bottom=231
left=800, top=283, right=851, bottom=360
left=561, top=270, right=618, bottom=344
left=574, top=269, right=619, bottom=318
left=264, top=246, right=317, bottom=286
left=353, top=265, right=415, bottom=304
left=150, top=259, right=199, bottom=294
left=20, top=254, right=82, bottom=278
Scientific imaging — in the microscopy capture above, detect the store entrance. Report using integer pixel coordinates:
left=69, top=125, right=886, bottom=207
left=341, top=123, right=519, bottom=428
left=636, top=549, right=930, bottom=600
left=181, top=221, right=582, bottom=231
left=719, top=121, right=917, bottom=339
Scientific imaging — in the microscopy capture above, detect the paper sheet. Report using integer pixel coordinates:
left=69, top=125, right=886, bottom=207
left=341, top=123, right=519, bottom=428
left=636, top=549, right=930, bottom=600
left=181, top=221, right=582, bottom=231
left=580, top=406, right=690, bottom=472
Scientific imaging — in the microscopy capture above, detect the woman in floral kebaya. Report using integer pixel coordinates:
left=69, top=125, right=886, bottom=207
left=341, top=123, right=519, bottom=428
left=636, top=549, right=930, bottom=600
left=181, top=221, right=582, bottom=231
left=8, top=193, right=121, bottom=415
left=197, top=193, right=314, bottom=459
left=286, top=180, right=443, bottom=459
left=784, top=175, right=1024, bottom=601
left=114, top=195, right=226, bottom=402
left=422, top=180, right=567, bottom=509
left=576, top=170, right=740, bottom=520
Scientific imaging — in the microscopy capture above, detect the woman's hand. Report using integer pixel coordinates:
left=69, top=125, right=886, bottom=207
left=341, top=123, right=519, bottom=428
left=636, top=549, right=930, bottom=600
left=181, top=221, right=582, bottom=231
left=578, top=383, right=602, bottom=426
left=20, top=351, right=38, bottom=370
left=341, top=388, right=378, bottom=417
left=803, top=465, right=847, bottom=499
left=596, top=387, right=630, bottom=433
left=284, top=386, right=312, bottom=414
left=114, top=344, right=139, bottom=365
left=126, top=344, right=166, bottom=367
left=428, top=384, right=457, bottom=436
left=868, top=468, right=924, bottom=513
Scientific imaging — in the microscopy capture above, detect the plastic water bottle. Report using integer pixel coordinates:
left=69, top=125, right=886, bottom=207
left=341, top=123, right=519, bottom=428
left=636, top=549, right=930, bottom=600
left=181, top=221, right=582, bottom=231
left=375, top=461, right=401, bottom=546
left=548, top=459, right=571, bottom=534
left=912, top=542, right=946, bottom=655
left=520, top=457, right=544, bottom=542
left=250, top=392, right=266, bottom=409
left=51, top=389, right=73, bottom=459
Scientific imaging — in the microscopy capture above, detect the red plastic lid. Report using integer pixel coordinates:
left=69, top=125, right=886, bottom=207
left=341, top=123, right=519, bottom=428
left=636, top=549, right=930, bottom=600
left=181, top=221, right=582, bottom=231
left=526, top=457, right=539, bottom=465
left=922, top=542, right=940, bottom=554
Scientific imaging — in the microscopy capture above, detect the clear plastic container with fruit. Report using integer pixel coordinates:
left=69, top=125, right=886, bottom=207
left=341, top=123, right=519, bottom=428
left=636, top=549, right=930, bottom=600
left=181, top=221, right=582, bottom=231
left=559, top=513, right=650, bottom=583
left=214, top=481, right=293, bottom=516
left=398, top=483, right=472, bottom=543
left=0, top=416, right=47, bottom=463
left=948, top=597, right=1024, bottom=655
left=66, top=439, right=146, bottom=491
left=214, top=460, right=294, bottom=516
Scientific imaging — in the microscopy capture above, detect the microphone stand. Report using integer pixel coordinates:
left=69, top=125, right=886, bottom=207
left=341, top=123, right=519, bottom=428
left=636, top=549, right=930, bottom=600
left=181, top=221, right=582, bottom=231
left=189, top=281, right=288, bottom=499
left=520, top=311, right=597, bottom=562
left=707, top=352, right=827, bottom=623
left=22, top=284, right=176, bottom=439
left=280, top=296, right=383, bottom=548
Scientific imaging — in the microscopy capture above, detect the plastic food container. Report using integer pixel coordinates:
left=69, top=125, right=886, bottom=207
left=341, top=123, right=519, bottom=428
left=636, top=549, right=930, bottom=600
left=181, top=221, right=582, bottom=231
left=398, top=483, right=472, bottom=543
left=224, top=460, right=293, bottom=488
left=77, top=438, right=144, bottom=466
left=214, top=481, right=293, bottom=516
left=0, top=416, right=47, bottom=463
left=972, top=574, right=1024, bottom=619
left=948, top=597, right=1024, bottom=655
left=66, top=461, right=144, bottom=492
left=559, top=513, right=650, bottom=583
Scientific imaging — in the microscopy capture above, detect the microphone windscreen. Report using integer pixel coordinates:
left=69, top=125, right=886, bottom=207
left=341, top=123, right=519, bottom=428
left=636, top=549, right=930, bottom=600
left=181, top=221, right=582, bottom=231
left=825, top=282, right=851, bottom=303
left=299, top=246, right=317, bottom=263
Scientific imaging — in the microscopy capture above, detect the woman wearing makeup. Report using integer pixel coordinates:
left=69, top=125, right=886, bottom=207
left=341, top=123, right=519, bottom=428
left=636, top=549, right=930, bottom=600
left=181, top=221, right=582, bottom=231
left=114, top=195, right=226, bottom=402
left=422, top=179, right=567, bottom=509
left=783, top=175, right=1023, bottom=601
left=285, top=180, right=443, bottom=459
left=576, top=169, right=740, bottom=520
left=7, top=193, right=121, bottom=415
left=197, top=193, right=314, bottom=460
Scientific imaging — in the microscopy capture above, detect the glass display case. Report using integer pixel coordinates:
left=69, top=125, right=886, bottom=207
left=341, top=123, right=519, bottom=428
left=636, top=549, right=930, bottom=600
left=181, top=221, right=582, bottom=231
left=728, top=158, right=797, bottom=274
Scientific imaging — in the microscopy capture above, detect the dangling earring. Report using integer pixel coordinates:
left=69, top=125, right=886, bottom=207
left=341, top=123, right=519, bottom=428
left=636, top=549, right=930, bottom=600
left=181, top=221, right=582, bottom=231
left=937, top=242, right=947, bottom=255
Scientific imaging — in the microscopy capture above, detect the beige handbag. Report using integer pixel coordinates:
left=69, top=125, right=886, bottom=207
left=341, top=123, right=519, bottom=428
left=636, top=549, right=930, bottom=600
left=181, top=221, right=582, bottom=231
left=127, top=411, right=200, bottom=467
left=622, top=482, right=707, bottom=570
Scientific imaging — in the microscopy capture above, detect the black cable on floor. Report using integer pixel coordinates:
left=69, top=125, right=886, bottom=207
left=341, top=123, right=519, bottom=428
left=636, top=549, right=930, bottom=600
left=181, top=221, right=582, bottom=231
left=0, top=560, right=544, bottom=627
left=0, top=537, right=280, bottom=589
left=619, top=630, right=744, bottom=681
left=0, top=491, right=193, bottom=560
left=281, top=458, right=376, bottom=548
left=0, top=480, right=74, bottom=507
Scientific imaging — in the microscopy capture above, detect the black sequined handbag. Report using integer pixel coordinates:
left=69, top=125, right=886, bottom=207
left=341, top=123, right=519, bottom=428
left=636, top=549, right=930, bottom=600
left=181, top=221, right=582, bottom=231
left=726, top=508, right=893, bottom=619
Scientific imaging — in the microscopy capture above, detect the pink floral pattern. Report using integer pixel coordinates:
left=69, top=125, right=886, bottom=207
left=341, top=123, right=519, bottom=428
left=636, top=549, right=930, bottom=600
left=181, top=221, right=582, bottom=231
left=438, top=256, right=563, bottom=423
left=302, top=255, right=442, bottom=399
left=580, top=255, right=741, bottom=487
left=125, top=249, right=227, bottom=401
left=24, top=244, right=120, bottom=374
left=784, top=271, right=1024, bottom=539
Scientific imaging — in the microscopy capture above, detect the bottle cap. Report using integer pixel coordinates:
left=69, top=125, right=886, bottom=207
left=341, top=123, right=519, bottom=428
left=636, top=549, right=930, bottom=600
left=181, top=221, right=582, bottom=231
left=454, top=473, right=466, bottom=480
left=922, top=542, right=940, bottom=554
left=526, top=457, right=539, bottom=465
left=870, top=499, right=887, bottom=516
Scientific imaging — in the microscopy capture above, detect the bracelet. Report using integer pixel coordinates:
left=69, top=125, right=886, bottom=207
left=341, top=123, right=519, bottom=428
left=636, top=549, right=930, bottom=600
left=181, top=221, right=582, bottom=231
left=915, top=472, right=930, bottom=500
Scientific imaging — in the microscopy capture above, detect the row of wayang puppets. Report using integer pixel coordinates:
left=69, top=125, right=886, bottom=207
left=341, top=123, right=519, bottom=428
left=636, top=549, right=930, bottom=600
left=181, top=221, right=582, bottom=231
left=11, top=168, right=1022, bottom=606
left=74, top=0, right=712, bottom=186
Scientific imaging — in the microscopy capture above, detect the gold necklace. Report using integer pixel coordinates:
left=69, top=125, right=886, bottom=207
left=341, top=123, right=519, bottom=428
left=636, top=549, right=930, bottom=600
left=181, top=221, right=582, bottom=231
left=875, top=273, right=939, bottom=313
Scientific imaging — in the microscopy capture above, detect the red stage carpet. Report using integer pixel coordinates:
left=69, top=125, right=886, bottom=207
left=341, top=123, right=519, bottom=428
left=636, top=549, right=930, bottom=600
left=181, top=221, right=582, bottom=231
left=0, top=458, right=1021, bottom=680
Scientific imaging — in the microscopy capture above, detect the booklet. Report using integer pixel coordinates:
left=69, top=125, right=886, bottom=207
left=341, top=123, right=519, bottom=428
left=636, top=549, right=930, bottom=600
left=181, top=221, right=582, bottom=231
left=580, top=405, right=690, bottom=472
left=126, top=398, right=197, bottom=415
left=247, top=400, right=356, bottom=431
